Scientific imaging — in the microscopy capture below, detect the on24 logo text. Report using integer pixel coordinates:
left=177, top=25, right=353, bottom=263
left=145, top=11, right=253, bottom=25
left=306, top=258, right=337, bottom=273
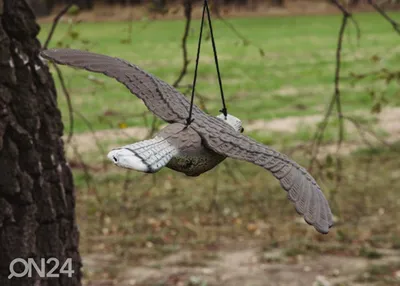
left=8, top=258, right=74, bottom=279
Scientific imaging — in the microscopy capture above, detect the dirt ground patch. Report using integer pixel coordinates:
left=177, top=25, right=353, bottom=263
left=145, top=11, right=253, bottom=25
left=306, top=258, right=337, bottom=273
left=65, top=107, right=400, bottom=157
left=65, top=125, right=149, bottom=155
left=247, top=107, right=400, bottom=135
left=83, top=243, right=400, bottom=286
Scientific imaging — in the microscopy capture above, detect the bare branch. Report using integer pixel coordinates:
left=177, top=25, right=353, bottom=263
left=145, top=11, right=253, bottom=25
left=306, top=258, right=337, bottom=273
left=74, top=110, right=108, bottom=169
left=368, top=0, right=400, bottom=35
left=343, top=115, right=395, bottom=149
left=148, top=115, right=161, bottom=138
left=310, top=1, right=353, bottom=166
left=173, top=0, right=192, bottom=88
left=309, top=0, right=353, bottom=193
left=333, top=12, right=348, bottom=153
left=44, top=3, right=74, bottom=49
left=43, top=3, right=77, bottom=143
left=330, top=0, right=351, bottom=16
left=52, top=63, right=74, bottom=144
left=215, top=13, right=265, bottom=57
left=70, top=146, right=105, bottom=229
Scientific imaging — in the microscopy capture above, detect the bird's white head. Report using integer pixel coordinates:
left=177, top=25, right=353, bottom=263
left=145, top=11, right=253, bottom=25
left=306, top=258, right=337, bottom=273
left=217, top=113, right=244, bottom=133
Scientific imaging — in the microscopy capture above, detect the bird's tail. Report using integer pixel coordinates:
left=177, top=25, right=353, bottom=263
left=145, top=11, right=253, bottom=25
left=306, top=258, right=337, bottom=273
left=107, top=136, right=178, bottom=173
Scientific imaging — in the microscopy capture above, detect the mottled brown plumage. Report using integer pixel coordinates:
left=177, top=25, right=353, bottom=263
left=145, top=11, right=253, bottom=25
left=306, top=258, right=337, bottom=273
left=41, top=48, right=334, bottom=234
left=157, top=123, right=226, bottom=176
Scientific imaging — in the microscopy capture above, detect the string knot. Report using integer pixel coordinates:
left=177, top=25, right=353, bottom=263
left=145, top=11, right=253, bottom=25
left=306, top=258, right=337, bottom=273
left=219, top=108, right=227, bottom=118
left=186, top=118, right=194, bottom=126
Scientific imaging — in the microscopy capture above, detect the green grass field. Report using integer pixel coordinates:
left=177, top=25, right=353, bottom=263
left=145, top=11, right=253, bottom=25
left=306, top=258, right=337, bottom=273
left=39, top=12, right=400, bottom=133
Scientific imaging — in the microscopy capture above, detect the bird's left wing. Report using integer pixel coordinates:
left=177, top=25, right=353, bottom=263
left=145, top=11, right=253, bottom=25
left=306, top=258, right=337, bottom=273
left=41, top=48, right=194, bottom=124
left=193, top=115, right=334, bottom=234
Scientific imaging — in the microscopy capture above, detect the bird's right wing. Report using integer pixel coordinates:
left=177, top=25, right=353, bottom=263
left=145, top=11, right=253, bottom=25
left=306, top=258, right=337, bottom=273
left=41, top=48, right=194, bottom=124
left=193, top=115, right=334, bottom=234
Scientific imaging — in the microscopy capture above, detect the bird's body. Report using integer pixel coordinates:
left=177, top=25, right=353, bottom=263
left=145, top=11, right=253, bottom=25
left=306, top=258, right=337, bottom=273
left=41, top=48, right=334, bottom=234
left=163, top=125, right=226, bottom=177
left=108, top=114, right=241, bottom=176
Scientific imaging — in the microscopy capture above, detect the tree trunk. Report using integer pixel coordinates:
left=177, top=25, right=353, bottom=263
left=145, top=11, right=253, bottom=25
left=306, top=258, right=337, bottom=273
left=0, top=0, right=82, bottom=285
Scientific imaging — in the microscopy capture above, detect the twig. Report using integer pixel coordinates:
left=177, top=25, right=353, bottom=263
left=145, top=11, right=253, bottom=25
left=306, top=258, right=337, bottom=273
left=74, top=110, right=108, bottom=169
left=173, top=0, right=192, bottom=88
left=52, top=63, right=74, bottom=144
left=344, top=115, right=394, bottom=149
left=148, top=115, right=161, bottom=138
left=329, top=1, right=351, bottom=189
left=121, top=169, right=132, bottom=208
left=180, top=86, right=210, bottom=113
left=350, top=18, right=361, bottom=45
left=195, top=91, right=210, bottom=113
left=208, top=167, right=220, bottom=214
left=348, top=68, right=400, bottom=83
left=310, top=1, right=352, bottom=168
left=43, top=2, right=76, bottom=144
left=309, top=0, right=354, bottom=195
left=121, top=4, right=136, bottom=44
left=329, top=1, right=361, bottom=44
left=44, top=3, right=74, bottom=49
left=70, top=144, right=103, bottom=206
left=368, top=0, right=400, bottom=35
left=217, top=16, right=247, bottom=45
left=330, top=0, right=351, bottom=16
left=216, top=14, right=265, bottom=56
left=333, top=12, right=348, bottom=154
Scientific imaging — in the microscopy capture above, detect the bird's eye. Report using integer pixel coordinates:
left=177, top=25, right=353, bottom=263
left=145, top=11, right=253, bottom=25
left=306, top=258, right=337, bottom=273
left=240, top=127, right=244, bottom=133
left=112, top=156, right=118, bottom=163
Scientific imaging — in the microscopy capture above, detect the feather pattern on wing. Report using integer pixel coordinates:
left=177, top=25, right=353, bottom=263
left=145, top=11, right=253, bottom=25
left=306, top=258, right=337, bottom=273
left=191, top=116, right=334, bottom=234
left=119, top=137, right=179, bottom=172
left=41, top=48, right=205, bottom=123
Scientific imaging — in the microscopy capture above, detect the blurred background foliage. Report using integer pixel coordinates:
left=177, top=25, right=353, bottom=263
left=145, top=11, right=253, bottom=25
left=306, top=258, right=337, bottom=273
left=28, top=0, right=400, bottom=17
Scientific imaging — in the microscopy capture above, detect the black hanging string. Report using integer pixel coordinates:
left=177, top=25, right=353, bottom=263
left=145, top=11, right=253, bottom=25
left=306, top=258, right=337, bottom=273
left=186, top=1, right=206, bottom=125
left=204, top=0, right=228, bottom=118
left=186, top=0, right=228, bottom=125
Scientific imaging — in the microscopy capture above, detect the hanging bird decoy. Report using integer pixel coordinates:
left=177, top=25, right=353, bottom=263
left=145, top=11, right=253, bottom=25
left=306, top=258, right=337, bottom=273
left=41, top=48, right=334, bottom=234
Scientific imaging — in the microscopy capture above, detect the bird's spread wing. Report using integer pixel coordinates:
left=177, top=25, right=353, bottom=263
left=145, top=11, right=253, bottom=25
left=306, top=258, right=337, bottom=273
left=40, top=48, right=193, bottom=124
left=193, top=116, right=334, bottom=234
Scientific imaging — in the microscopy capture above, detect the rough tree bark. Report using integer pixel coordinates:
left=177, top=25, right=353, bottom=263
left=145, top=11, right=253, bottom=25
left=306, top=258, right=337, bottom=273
left=0, top=0, right=81, bottom=285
